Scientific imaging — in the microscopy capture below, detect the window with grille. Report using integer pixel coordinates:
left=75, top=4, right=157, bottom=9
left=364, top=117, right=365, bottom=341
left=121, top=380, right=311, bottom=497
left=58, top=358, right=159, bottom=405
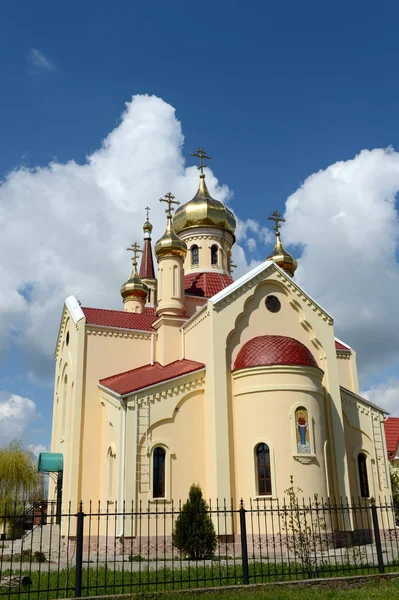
left=153, top=447, right=166, bottom=498
left=211, top=245, right=218, bottom=266
left=357, top=452, right=370, bottom=498
left=191, top=245, right=199, bottom=266
left=256, top=443, right=272, bottom=495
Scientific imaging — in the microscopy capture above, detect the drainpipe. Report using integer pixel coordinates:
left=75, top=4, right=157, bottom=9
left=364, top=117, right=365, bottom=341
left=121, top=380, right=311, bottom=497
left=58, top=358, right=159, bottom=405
left=118, top=398, right=127, bottom=537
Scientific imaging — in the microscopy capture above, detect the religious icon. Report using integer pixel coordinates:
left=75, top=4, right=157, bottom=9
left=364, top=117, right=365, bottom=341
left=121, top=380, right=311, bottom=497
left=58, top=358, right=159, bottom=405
left=295, top=407, right=311, bottom=454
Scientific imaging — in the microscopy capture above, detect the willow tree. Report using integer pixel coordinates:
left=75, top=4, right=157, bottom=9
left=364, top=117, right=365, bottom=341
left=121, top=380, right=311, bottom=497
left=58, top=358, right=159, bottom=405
left=0, top=441, right=44, bottom=521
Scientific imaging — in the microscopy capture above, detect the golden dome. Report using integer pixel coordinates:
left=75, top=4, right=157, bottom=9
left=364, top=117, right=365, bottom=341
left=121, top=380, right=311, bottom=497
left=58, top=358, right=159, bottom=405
left=121, top=270, right=149, bottom=301
left=173, top=175, right=236, bottom=238
left=267, top=235, right=298, bottom=278
left=155, top=213, right=187, bottom=260
left=143, top=219, right=153, bottom=234
left=121, top=243, right=149, bottom=302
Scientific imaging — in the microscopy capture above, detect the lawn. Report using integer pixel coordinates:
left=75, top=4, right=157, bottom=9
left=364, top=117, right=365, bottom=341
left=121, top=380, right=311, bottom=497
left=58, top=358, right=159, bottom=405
left=141, top=578, right=399, bottom=599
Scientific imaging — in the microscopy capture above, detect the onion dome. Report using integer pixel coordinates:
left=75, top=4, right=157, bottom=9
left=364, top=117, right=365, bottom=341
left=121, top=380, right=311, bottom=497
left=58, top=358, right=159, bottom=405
left=155, top=193, right=187, bottom=260
left=173, top=174, right=236, bottom=238
left=121, top=243, right=149, bottom=303
left=267, top=210, right=297, bottom=278
left=233, top=335, right=318, bottom=371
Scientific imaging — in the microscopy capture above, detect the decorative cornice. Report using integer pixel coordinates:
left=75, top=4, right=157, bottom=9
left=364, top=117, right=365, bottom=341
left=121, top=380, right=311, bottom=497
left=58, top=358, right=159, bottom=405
left=86, top=326, right=153, bottom=341
left=341, top=393, right=370, bottom=416
left=183, top=309, right=210, bottom=333
left=210, top=262, right=333, bottom=326
left=336, top=350, right=351, bottom=360
left=135, top=375, right=205, bottom=403
left=233, top=364, right=324, bottom=380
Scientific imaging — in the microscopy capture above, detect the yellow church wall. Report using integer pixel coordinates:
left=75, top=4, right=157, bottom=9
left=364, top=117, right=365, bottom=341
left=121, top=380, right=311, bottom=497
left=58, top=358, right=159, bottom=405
left=336, top=351, right=360, bottom=394
left=77, top=328, right=154, bottom=507
left=342, top=390, right=392, bottom=503
left=51, top=310, right=86, bottom=518
left=232, top=366, right=329, bottom=502
left=205, top=265, right=351, bottom=504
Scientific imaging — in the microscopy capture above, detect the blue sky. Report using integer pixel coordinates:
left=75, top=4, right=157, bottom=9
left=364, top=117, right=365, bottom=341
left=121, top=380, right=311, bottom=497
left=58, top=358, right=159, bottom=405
left=1, top=0, right=399, bottom=451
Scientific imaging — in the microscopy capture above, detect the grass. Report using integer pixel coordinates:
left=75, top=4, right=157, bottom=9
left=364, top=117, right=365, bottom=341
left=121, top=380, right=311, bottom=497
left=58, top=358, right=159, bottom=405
left=1, top=561, right=399, bottom=599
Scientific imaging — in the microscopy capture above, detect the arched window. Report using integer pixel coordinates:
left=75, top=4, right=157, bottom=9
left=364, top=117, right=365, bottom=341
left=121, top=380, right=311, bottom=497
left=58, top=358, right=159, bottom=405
left=61, top=374, right=68, bottom=438
left=357, top=453, right=369, bottom=498
left=211, top=245, right=218, bottom=266
left=153, top=447, right=166, bottom=498
left=256, top=443, right=272, bottom=496
left=191, top=245, right=199, bottom=266
left=107, top=447, right=115, bottom=500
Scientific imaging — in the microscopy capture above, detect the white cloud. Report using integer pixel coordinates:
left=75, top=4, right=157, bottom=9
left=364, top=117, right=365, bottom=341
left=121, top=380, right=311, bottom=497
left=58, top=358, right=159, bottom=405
left=246, top=238, right=257, bottom=252
left=28, top=48, right=55, bottom=72
left=362, top=379, right=399, bottom=416
left=28, top=443, right=47, bottom=457
left=282, top=148, right=399, bottom=378
left=0, top=95, right=233, bottom=379
left=0, top=393, right=39, bottom=445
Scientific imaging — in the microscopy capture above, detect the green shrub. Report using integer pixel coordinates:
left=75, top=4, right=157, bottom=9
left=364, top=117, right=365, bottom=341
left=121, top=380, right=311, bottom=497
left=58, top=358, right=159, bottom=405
left=172, top=484, right=217, bottom=560
left=128, top=554, right=145, bottom=562
left=32, top=550, right=46, bottom=563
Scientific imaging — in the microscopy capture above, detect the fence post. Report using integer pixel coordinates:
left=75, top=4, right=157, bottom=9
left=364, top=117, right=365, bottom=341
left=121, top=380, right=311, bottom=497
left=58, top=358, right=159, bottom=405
left=239, top=500, right=249, bottom=585
left=75, top=503, right=85, bottom=597
left=370, top=499, right=384, bottom=574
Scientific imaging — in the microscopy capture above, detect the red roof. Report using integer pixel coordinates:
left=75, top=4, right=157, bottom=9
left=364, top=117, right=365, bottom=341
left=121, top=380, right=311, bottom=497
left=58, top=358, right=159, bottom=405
left=100, top=359, right=205, bottom=395
left=82, top=306, right=157, bottom=331
left=184, top=272, right=233, bottom=298
left=139, top=238, right=155, bottom=280
left=335, top=340, right=351, bottom=351
left=233, top=335, right=319, bottom=371
left=384, top=417, right=399, bottom=457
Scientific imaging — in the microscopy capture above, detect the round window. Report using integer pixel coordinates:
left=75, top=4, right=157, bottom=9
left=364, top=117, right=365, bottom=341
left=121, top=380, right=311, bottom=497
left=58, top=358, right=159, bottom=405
left=265, top=295, right=281, bottom=313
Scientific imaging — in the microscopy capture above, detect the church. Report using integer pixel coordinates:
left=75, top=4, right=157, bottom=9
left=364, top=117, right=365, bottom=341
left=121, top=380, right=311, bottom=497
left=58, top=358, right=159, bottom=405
left=50, top=147, right=392, bottom=514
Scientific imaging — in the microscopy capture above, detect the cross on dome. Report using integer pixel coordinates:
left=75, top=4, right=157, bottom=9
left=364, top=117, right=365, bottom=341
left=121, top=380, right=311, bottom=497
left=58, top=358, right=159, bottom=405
left=160, top=192, right=180, bottom=217
left=267, top=210, right=285, bottom=235
left=191, top=146, right=211, bottom=176
left=145, top=206, right=151, bottom=220
left=126, top=242, right=142, bottom=268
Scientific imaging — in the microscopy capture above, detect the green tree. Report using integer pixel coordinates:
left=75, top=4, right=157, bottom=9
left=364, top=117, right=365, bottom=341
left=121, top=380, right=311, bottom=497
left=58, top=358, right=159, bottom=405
left=390, top=465, right=399, bottom=521
left=173, top=484, right=217, bottom=560
left=0, top=441, right=44, bottom=529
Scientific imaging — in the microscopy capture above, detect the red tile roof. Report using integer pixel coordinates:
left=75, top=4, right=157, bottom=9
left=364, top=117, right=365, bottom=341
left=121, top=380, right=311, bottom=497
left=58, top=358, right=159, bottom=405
left=82, top=306, right=157, bottom=331
left=384, top=417, right=399, bottom=458
left=100, top=359, right=205, bottom=395
left=184, top=272, right=233, bottom=298
left=139, top=238, right=156, bottom=280
left=233, top=335, right=319, bottom=371
left=335, top=340, right=351, bottom=351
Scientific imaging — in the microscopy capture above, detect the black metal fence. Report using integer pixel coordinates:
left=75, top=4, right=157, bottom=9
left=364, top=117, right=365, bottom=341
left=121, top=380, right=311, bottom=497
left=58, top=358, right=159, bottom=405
left=1, top=497, right=399, bottom=598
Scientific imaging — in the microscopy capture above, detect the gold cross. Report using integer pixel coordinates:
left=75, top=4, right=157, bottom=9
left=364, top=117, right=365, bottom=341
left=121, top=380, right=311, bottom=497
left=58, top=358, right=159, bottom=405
left=126, top=242, right=142, bottom=268
left=267, top=210, right=285, bottom=234
left=160, top=192, right=180, bottom=216
left=191, top=146, right=211, bottom=175
left=145, top=206, right=151, bottom=221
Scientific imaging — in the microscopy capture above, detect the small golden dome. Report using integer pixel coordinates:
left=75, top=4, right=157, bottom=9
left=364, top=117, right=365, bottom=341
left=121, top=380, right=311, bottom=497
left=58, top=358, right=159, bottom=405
left=143, top=219, right=153, bottom=234
left=120, top=271, right=149, bottom=301
left=155, top=213, right=187, bottom=260
left=267, top=235, right=298, bottom=278
left=173, top=175, right=236, bottom=238
left=121, top=242, right=149, bottom=302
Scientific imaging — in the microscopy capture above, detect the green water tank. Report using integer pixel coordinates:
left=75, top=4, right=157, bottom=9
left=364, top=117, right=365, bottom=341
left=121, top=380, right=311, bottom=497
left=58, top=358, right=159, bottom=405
left=37, top=452, right=63, bottom=473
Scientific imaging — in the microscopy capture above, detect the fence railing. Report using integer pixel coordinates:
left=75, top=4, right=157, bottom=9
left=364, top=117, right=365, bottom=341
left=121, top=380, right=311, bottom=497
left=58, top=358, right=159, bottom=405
left=1, top=497, right=399, bottom=598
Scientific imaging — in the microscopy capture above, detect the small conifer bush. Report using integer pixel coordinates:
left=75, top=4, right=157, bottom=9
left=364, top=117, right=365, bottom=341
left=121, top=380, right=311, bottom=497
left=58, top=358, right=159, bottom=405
left=173, top=484, right=217, bottom=560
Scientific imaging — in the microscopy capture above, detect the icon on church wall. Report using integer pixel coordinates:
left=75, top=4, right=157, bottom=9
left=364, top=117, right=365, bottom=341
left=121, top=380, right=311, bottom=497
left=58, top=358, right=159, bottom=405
left=295, top=407, right=311, bottom=454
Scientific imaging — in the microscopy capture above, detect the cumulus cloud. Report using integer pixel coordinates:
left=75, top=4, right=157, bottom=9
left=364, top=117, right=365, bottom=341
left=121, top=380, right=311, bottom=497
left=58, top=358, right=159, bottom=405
left=0, top=95, right=233, bottom=379
left=362, top=379, right=399, bottom=415
left=28, top=443, right=47, bottom=457
left=0, top=393, right=39, bottom=445
left=282, top=148, right=399, bottom=379
left=28, top=48, right=55, bottom=72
